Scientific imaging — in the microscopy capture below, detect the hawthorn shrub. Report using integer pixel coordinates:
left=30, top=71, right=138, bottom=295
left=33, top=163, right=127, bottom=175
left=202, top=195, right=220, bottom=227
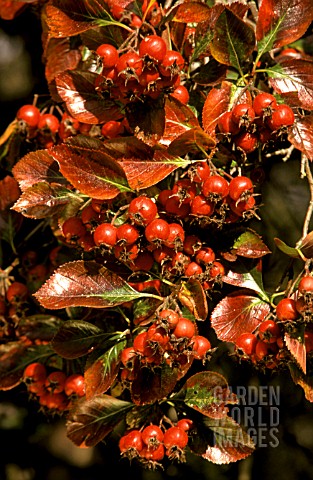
left=0, top=0, right=313, bottom=473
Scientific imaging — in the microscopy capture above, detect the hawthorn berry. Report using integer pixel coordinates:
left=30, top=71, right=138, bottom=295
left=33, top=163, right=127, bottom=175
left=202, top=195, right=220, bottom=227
left=164, top=223, right=185, bottom=249
left=158, top=50, right=185, bottom=77
left=62, top=217, right=87, bottom=241
left=96, top=43, right=119, bottom=68
left=231, top=103, right=255, bottom=127
left=101, top=120, right=124, bottom=138
left=258, top=320, right=281, bottom=344
left=217, top=111, right=240, bottom=135
left=173, top=317, right=196, bottom=339
left=298, top=276, right=313, bottom=295
left=158, top=308, right=180, bottom=330
left=191, top=335, right=211, bottom=359
left=234, top=131, right=258, bottom=153
left=116, top=52, right=143, bottom=80
left=235, top=333, right=258, bottom=356
left=64, top=374, right=86, bottom=397
left=93, top=223, right=117, bottom=247
left=139, top=35, right=167, bottom=63
left=202, top=175, right=229, bottom=200
left=128, top=196, right=158, bottom=226
left=141, top=424, right=164, bottom=447
left=228, top=176, right=254, bottom=202
left=275, top=298, right=298, bottom=322
left=38, top=113, right=60, bottom=134
left=45, top=371, right=67, bottom=394
left=116, top=223, right=140, bottom=245
left=145, top=218, right=170, bottom=244
left=16, top=104, right=41, bottom=128
left=171, top=85, right=190, bottom=104
left=163, top=426, right=189, bottom=449
left=253, top=92, right=277, bottom=117
left=6, top=282, right=29, bottom=304
left=266, top=104, right=295, bottom=130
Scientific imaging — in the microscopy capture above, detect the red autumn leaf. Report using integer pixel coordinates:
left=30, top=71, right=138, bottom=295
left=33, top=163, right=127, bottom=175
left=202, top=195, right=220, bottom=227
left=268, top=58, right=313, bottom=110
left=66, top=394, right=133, bottom=447
left=256, top=0, right=313, bottom=50
left=44, top=37, right=81, bottom=84
left=45, top=0, right=112, bottom=38
left=284, top=332, right=306, bottom=374
left=168, top=127, right=216, bottom=156
left=211, top=291, right=271, bottom=343
left=178, top=279, right=208, bottom=321
left=173, top=2, right=211, bottom=23
left=50, top=142, right=129, bottom=199
left=299, top=230, right=313, bottom=259
left=210, top=9, right=255, bottom=68
left=126, top=96, right=166, bottom=146
left=12, top=149, right=63, bottom=192
left=231, top=229, right=272, bottom=258
left=55, top=70, right=121, bottom=124
left=289, top=114, right=313, bottom=161
left=131, top=363, right=179, bottom=406
left=84, top=342, right=125, bottom=399
left=192, top=59, right=227, bottom=86
left=202, top=81, right=232, bottom=136
left=162, top=96, right=200, bottom=146
left=34, top=260, right=151, bottom=310
left=0, top=175, right=20, bottom=210
left=201, top=416, right=255, bottom=464
left=289, top=364, right=313, bottom=403
left=11, top=183, right=80, bottom=219
left=0, top=0, right=28, bottom=19
left=119, top=149, right=190, bottom=191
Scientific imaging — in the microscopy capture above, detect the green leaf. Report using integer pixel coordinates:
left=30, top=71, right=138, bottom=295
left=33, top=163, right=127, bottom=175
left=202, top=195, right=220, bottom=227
left=274, top=237, right=302, bottom=259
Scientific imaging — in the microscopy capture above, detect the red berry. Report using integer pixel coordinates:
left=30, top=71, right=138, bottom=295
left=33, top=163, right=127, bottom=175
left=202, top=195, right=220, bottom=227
left=231, top=103, right=255, bottom=127
left=6, top=282, right=28, bottom=303
left=141, top=424, right=164, bottom=446
left=45, top=371, right=67, bottom=394
left=176, top=418, right=193, bottom=431
left=96, top=43, right=119, bottom=68
left=101, top=120, right=124, bottom=138
left=173, top=317, right=196, bottom=339
left=38, top=113, right=60, bottom=134
left=276, top=298, right=298, bottom=322
left=171, top=85, right=189, bottom=104
left=266, top=104, right=295, bottom=130
left=234, top=131, right=258, bottom=153
left=191, top=195, right=214, bottom=216
left=139, top=35, right=167, bottom=63
left=128, top=196, right=158, bottom=226
left=165, top=196, right=191, bottom=218
left=163, top=426, right=188, bottom=449
left=258, top=319, right=281, bottom=344
left=129, top=251, right=154, bottom=272
left=190, top=162, right=211, bottom=184
left=202, top=175, right=229, bottom=200
left=235, top=333, right=258, bottom=356
left=23, top=362, right=47, bottom=384
left=195, top=247, right=215, bottom=265
left=164, top=223, right=185, bottom=249
left=116, top=52, right=143, bottom=79
left=62, top=217, right=87, bottom=241
left=116, top=223, right=140, bottom=245
left=64, top=374, right=85, bottom=397
left=120, top=347, right=137, bottom=368
left=228, top=176, right=254, bottom=202
left=217, top=111, right=240, bottom=135
left=253, top=92, right=277, bottom=117
left=158, top=50, right=185, bottom=77
left=122, top=430, right=144, bottom=453
left=298, top=275, right=313, bottom=295
left=145, top=218, right=170, bottom=244
left=184, top=261, right=203, bottom=277
left=16, top=104, right=41, bottom=128
left=192, top=335, right=211, bottom=359
left=93, top=223, right=117, bottom=247
left=158, top=308, right=180, bottom=330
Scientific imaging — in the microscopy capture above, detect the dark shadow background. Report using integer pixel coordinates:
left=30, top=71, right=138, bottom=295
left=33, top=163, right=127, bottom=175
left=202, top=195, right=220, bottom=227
left=1, top=7, right=313, bottom=480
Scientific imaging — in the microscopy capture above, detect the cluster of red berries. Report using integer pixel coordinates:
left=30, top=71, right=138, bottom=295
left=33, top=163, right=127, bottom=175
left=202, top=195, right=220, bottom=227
left=61, top=190, right=228, bottom=289
left=276, top=275, right=313, bottom=324
left=95, top=34, right=188, bottom=110
left=119, top=419, right=193, bottom=468
left=217, top=92, right=295, bottom=153
left=109, top=0, right=162, bottom=30
left=159, top=170, right=257, bottom=225
left=234, top=319, right=285, bottom=369
left=120, top=308, right=212, bottom=383
left=23, top=362, right=85, bottom=413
